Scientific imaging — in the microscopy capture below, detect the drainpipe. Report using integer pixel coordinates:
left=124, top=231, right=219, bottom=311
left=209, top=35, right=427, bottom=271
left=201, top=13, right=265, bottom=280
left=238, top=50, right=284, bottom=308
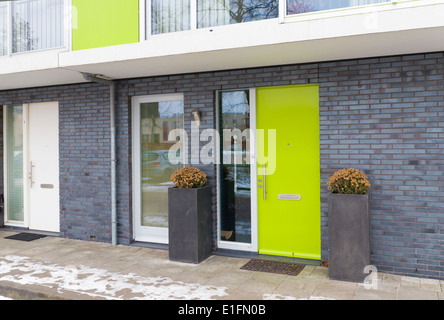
left=82, top=73, right=117, bottom=246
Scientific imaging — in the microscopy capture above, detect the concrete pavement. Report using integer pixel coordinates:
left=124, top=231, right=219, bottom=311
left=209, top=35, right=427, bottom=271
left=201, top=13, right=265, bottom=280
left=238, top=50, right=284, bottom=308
left=0, top=230, right=442, bottom=300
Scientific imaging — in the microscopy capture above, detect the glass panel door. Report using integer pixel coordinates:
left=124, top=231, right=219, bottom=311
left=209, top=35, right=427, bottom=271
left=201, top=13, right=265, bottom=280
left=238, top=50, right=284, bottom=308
left=133, top=94, right=184, bottom=243
left=4, top=105, right=25, bottom=223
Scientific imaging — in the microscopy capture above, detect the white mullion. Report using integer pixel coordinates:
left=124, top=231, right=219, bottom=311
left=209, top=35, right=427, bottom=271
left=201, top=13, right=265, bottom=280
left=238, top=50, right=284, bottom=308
left=64, top=0, right=72, bottom=51
left=23, top=104, right=30, bottom=229
left=3, top=106, right=8, bottom=224
left=139, top=0, right=146, bottom=40
left=279, top=0, right=286, bottom=23
left=146, top=0, right=152, bottom=37
left=249, top=88, right=258, bottom=253
left=7, top=1, right=11, bottom=56
left=190, top=0, right=197, bottom=30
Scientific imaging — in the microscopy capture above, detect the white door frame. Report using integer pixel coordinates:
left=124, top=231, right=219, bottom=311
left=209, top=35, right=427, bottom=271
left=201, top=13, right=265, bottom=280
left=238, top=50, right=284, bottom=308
left=216, top=88, right=258, bottom=253
left=132, top=93, right=184, bottom=244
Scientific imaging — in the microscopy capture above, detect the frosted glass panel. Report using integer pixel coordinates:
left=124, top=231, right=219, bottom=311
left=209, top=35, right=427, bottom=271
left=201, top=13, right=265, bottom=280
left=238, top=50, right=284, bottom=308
left=0, top=3, right=7, bottom=56
left=12, top=0, right=64, bottom=53
left=151, top=0, right=190, bottom=34
left=5, top=105, right=24, bottom=222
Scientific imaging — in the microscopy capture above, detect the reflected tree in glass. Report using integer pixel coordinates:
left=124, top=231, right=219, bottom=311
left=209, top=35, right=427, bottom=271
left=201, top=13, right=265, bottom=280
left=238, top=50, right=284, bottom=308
left=198, top=0, right=278, bottom=28
left=287, top=0, right=390, bottom=15
left=12, top=15, right=38, bottom=53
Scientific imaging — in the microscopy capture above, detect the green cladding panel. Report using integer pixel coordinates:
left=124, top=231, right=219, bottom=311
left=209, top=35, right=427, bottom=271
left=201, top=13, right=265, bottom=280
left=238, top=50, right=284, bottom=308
left=72, top=0, right=139, bottom=51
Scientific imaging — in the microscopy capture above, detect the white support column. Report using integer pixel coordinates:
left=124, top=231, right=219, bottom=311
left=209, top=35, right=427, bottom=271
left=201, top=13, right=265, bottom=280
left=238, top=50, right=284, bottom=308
left=279, top=0, right=286, bottom=23
left=190, top=0, right=197, bottom=30
left=139, top=0, right=147, bottom=41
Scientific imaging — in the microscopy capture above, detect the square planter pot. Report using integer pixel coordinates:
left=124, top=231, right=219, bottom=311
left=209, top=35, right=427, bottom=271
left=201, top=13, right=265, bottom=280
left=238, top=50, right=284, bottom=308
left=328, top=193, right=370, bottom=283
left=168, top=185, right=212, bottom=264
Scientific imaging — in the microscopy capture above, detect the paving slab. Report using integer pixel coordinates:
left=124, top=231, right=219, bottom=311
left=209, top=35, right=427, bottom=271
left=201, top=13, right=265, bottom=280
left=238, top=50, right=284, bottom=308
left=0, top=230, right=442, bottom=301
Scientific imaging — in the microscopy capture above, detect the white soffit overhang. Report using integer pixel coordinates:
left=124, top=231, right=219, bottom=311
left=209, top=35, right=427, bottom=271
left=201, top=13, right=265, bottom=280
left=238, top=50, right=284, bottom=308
left=1, top=0, right=444, bottom=91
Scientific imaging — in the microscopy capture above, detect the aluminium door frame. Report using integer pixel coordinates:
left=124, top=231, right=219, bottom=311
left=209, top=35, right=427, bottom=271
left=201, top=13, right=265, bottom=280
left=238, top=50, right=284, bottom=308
left=216, top=87, right=258, bottom=253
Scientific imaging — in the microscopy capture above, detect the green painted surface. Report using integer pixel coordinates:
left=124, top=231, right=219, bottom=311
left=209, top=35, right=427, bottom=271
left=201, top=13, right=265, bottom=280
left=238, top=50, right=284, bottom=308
left=72, top=0, right=139, bottom=51
left=257, top=84, right=321, bottom=260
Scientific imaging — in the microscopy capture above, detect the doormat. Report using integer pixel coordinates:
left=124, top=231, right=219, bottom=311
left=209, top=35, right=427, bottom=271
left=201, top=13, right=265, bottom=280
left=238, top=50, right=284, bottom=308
left=4, top=233, right=47, bottom=242
left=240, top=259, right=305, bottom=277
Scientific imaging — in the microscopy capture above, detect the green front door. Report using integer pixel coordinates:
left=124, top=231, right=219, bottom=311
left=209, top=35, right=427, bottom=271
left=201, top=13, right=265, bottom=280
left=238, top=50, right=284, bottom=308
left=256, top=84, right=320, bottom=260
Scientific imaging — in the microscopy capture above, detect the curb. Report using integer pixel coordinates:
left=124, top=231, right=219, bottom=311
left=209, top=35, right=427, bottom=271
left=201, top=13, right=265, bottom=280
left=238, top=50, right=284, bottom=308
left=0, top=282, right=66, bottom=300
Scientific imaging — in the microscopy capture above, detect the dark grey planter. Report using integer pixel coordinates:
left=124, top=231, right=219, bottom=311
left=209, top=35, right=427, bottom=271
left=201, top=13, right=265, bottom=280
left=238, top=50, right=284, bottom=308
left=328, top=193, right=370, bottom=283
left=168, top=185, right=212, bottom=264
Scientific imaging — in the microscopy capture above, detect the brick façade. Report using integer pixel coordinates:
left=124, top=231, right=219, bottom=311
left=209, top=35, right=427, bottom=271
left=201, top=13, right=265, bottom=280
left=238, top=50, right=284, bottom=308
left=0, top=51, right=443, bottom=279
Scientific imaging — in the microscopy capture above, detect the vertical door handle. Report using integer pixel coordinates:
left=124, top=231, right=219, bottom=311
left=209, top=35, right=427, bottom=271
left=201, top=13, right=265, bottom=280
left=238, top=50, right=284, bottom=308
left=263, top=164, right=266, bottom=200
left=29, top=161, right=35, bottom=187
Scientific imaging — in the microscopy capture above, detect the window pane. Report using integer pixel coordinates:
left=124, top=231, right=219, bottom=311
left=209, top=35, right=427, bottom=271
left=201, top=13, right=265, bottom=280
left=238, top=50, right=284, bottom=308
left=140, top=100, right=184, bottom=228
left=12, top=0, right=64, bottom=53
left=287, top=0, right=389, bottom=15
left=151, top=0, right=190, bottom=35
left=219, top=90, right=251, bottom=244
left=5, top=105, right=24, bottom=222
left=198, top=0, right=278, bottom=28
left=0, top=3, right=7, bottom=56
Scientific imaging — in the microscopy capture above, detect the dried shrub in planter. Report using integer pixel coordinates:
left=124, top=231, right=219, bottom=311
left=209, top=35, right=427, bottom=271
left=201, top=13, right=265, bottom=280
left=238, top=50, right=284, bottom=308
left=327, top=168, right=370, bottom=195
left=171, top=166, right=207, bottom=188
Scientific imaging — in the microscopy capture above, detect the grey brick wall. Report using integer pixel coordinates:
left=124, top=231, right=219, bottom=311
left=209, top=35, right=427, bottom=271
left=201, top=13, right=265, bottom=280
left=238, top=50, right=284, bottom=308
left=0, top=51, right=443, bottom=279
left=0, top=83, right=113, bottom=242
left=318, top=53, right=444, bottom=279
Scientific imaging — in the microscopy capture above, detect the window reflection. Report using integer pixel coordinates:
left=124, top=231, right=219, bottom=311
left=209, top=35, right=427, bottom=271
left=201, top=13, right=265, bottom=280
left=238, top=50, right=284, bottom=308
left=287, top=0, right=389, bottom=15
left=219, top=90, right=251, bottom=244
left=198, top=0, right=278, bottom=28
left=140, top=100, right=183, bottom=228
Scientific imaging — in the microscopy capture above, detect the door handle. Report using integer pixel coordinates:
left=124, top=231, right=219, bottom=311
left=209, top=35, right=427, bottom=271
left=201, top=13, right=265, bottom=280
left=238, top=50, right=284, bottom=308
left=29, top=161, right=35, bottom=187
left=263, top=164, right=266, bottom=200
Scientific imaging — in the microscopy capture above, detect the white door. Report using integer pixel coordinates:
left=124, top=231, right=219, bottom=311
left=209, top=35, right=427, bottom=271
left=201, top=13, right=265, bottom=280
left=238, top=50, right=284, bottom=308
left=132, top=94, right=184, bottom=244
left=27, top=102, right=60, bottom=232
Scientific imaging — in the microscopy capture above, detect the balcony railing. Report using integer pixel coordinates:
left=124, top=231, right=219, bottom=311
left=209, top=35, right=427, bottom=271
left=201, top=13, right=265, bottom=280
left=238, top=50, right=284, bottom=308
left=0, top=0, right=65, bottom=56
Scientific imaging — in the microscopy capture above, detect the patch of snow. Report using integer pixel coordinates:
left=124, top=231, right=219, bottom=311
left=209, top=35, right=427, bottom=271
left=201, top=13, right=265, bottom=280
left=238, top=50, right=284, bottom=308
left=0, top=255, right=228, bottom=300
